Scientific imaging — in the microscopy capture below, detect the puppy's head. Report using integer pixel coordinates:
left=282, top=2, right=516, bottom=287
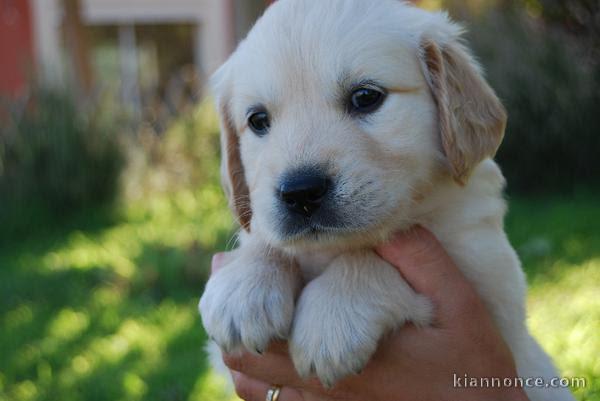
left=214, top=0, right=506, bottom=250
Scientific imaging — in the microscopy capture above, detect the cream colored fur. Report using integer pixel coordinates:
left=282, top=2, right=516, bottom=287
left=199, top=1, right=575, bottom=400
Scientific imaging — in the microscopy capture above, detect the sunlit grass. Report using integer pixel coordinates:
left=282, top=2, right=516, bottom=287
left=188, top=370, right=238, bottom=401
left=0, top=190, right=597, bottom=401
left=528, top=258, right=600, bottom=382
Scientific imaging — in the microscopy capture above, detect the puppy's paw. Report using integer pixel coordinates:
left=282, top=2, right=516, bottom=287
left=199, top=255, right=299, bottom=354
left=289, top=252, right=432, bottom=387
left=290, top=280, right=385, bottom=387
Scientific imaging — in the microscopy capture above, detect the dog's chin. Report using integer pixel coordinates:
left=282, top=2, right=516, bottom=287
left=266, top=216, right=400, bottom=252
left=283, top=224, right=362, bottom=245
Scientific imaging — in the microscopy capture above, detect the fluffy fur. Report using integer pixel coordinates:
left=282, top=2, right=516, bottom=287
left=199, top=1, right=575, bottom=400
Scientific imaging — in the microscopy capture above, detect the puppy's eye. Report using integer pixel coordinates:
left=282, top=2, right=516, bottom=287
left=248, top=111, right=270, bottom=136
left=349, top=87, right=386, bottom=114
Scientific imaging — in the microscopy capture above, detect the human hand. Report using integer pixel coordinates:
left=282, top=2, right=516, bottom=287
left=211, top=227, right=530, bottom=401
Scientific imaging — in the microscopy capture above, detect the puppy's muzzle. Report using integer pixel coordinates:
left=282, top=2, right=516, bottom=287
left=278, top=168, right=331, bottom=217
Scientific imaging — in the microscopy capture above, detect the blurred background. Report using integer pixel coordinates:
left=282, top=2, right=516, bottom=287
left=0, top=0, right=598, bottom=400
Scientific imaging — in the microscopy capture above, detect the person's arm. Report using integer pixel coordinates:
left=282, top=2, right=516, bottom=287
left=214, top=227, right=531, bottom=401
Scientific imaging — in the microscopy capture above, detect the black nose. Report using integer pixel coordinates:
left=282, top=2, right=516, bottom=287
left=278, top=170, right=331, bottom=217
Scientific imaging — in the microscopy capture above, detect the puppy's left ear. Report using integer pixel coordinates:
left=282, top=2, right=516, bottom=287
left=211, top=63, right=252, bottom=231
left=420, top=26, right=507, bottom=184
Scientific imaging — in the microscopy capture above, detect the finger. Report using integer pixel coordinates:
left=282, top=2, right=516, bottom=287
left=223, top=347, right=312, bottom=390
left=231, top=371, right=304, bottom=401
left=375, top=226, right=478, bottom=320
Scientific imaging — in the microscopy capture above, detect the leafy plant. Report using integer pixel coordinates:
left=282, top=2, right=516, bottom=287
left=0, top=89, right=126, bottom=235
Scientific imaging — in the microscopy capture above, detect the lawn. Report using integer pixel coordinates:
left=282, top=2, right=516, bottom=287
left=0, top=191, right=598, bottom=401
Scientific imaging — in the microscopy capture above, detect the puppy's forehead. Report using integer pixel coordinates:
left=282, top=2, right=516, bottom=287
left=229, top=0, right=428, bottom=109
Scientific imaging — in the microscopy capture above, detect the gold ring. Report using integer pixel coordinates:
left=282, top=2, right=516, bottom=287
left=266, top=385, right=281, bottom=401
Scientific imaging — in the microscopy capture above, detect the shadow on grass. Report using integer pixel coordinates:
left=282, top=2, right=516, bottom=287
left=0, top=201, right=124, bottom=264
left=505, top=192, right=600, bottom=284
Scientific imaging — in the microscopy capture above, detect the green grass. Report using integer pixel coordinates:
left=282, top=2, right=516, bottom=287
left=0, top=191, right=598, bottom=401
left=0, top=186, right=237, bottom=401
left=506, top=193, right=600, bottom=400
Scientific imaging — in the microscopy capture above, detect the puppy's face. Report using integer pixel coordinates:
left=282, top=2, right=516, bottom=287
left=215, top=0, right=506, bottom=250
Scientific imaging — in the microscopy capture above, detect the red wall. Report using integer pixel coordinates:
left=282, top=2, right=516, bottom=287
left=0, top=1, right=34, bottom=97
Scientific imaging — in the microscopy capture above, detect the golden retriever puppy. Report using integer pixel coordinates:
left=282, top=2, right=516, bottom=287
left=199, top=1, right=574, bottom=400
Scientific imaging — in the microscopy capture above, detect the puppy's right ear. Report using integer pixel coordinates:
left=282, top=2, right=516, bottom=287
left=211, top=64, right=252, bottom=231
left=419, top=18, right=507, bottom=185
